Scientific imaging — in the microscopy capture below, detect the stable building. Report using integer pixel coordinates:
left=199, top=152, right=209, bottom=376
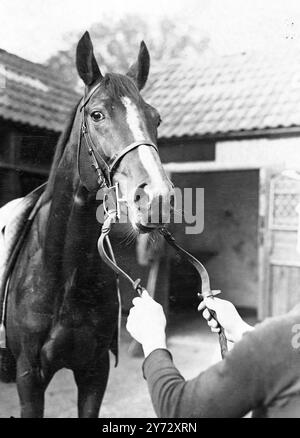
left=0, top=48, right=78, bottom=204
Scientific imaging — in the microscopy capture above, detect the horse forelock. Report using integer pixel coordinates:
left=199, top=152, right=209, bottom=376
left=94, top=73, right=140, bottom=102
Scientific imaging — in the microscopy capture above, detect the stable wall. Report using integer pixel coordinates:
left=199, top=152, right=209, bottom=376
left=0, top=121, right=57, bottom=205
left=158, top=139, right=215, bottom=163
left=170, top=169, right=259, bottom=309
left=216, top=136, right=300, bottom=168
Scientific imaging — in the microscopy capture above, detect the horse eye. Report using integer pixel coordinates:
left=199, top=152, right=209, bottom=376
left=91, top=111, right=105, bottom=122
left=157, top=116, right=162, bottom=127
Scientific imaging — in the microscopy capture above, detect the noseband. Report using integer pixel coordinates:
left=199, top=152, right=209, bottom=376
left=79, top=81, right=228, bottom=359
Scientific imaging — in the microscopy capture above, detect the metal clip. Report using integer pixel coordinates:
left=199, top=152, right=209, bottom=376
left=197, top=290, right=221, bottom=301
left=102, top=183, right=121, bottom=219
left=82, top=123, right=87, bottom=135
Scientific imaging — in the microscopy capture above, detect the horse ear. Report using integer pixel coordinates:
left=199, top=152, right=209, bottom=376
left=76, top=31, right=103, bottom=86
left=127, top=41, right=150, bottom=90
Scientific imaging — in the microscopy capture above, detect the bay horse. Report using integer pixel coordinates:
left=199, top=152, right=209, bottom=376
left=2, top=31, right=173, bottom=418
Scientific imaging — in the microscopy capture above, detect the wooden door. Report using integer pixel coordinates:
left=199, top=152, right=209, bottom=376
left=258, top=168, right=300, bottom=319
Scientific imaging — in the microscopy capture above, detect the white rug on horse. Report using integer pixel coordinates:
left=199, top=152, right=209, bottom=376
left=0, top=196, right=37, bottom=297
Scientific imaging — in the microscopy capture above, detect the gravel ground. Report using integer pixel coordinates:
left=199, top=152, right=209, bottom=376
left=0, top=310, right=256, bottom=418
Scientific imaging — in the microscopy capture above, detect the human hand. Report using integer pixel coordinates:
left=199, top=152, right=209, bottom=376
left=198, top=297, right=254, bottom=343
left=126, top=290, right=167, bottom=357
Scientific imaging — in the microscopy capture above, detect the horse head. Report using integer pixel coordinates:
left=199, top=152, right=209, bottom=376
left=76, top=31, right=174, bottom=233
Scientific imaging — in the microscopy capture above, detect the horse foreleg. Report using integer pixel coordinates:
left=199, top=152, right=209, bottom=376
left=16, top=355, right=50, bottom=418
left=73, top=352, right=109, bottom=418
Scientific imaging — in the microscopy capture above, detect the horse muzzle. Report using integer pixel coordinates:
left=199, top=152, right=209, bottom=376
left=132, top=182, right=175, bottom=232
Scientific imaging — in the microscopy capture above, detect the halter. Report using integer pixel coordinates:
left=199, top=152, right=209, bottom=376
left=80, top=81, right=228, bottom=359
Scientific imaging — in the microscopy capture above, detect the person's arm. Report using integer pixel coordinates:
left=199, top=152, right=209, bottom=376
left=142, top=332, right=264, bottom=417
left=126, top=292, right=265, bottom=418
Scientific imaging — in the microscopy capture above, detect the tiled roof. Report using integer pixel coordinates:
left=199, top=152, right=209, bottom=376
left=1, top=49, right=300, bottom=139
left=143, top=51, right=300, bottom=139
left=0, top=49, right=79, bottom=133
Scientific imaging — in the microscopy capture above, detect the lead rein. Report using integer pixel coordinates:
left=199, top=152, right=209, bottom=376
left=97, top=209, right=228, bottom=358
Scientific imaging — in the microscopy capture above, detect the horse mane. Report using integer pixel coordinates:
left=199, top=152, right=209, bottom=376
left=43, top=100, right=80, bottom=203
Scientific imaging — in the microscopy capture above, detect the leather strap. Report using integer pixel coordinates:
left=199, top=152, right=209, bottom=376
left=80, top=119, right=110, bottom=188
left=108, top=141, right=158, bottom=175
left=80, top=82, right=103, bottom=112
left=97, top=213, right=144, bottom=295
left=159, top=227, right=228, bottom=358
left=97, top=215, right=228, bottom=358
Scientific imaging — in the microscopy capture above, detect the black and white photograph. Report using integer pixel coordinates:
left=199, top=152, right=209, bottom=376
left=0, top=0, right=300, bottom=421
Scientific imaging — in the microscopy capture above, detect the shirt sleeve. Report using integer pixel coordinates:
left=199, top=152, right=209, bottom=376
left=142, top=329, right=267, bottom=418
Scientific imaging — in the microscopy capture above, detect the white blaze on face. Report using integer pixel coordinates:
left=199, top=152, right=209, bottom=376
left=137, top=145, right=163, bottom=187
left=121, top=96, right=144, bottom=140
left=121, top=96, right=163, bottom=185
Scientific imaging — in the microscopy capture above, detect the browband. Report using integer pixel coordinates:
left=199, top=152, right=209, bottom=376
left=80, top=81, right=103, bottom=112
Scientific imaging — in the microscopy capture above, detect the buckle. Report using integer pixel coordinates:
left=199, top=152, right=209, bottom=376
left=102, top=183, right=121, bottom=219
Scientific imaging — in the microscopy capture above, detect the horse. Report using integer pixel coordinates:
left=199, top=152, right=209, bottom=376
left=1, top=31, right=174, bottom=418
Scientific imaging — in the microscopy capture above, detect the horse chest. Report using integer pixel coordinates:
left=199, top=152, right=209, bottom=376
left=42, top=314, right=117, bottom=370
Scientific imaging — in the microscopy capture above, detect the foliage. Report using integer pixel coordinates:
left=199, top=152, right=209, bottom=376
left=46, top=14, right=209, bottom=89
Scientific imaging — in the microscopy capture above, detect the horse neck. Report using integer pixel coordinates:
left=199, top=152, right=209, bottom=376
left=44, top=116, right=100, bottom=276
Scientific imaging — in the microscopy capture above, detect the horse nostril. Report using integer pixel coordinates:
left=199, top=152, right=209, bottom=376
left=134, top=183, right=150, bottom=209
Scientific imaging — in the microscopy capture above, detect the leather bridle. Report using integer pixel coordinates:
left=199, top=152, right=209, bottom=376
left=78, top=81, right=158, bottom=190
left=79, top=81, right=228, bottom=359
